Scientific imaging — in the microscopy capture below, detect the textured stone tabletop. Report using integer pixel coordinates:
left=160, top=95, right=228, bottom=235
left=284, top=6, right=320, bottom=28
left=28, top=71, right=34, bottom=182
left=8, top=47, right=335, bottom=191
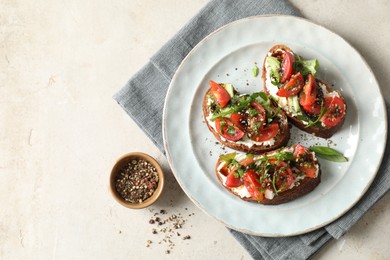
left=1, top=0, right=389, bottom=259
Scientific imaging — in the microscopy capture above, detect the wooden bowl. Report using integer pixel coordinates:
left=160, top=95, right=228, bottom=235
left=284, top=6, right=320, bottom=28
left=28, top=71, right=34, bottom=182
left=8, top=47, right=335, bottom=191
left=110, top=152, right=164, bottom=209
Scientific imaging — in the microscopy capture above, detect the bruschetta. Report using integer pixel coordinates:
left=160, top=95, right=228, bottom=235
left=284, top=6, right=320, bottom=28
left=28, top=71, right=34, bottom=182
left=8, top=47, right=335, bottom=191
left=216, top=144, right=321, bottom=205
left=203, top=80, right=290, bottom=154
left=262, top=45, right=347, bottom=138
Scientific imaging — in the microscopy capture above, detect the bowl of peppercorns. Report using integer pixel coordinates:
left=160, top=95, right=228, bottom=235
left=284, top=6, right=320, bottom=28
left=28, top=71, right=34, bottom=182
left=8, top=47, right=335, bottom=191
left=110, top=152, right=164, bottom=209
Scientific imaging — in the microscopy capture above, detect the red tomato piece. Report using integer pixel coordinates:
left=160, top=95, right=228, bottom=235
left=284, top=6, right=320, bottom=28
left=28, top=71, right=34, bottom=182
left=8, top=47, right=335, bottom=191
left=299, top=163, right=317, bottom=178
left=209, top=80, right=231, bottom=108
left=276, top=72, right=304, bottom=97
left=247, top=101, right=267, bottom=133
left=243, top=170, right=264, bottom=201
left=267, top=160, right=294, bottom=191
left=302, top=102, right=321, bottom=115
left=299, top=74, right=317, bottom=107
left=293, top=144, right=306, bottom=158
left=250, top=101, right=266, bottom=115
left=239, top=157, right=254, bottom=166
left=251, top=122, right=279, bottom=142
left=273, top=161, right=294, bottom=191
left=278, top=167, right=294, bottom=191
left=320, top=96, right=345, bottom=127
left=215, top=117, right=245, bottom=141
left=280, top=51, right=294, bottom=83
left=225, top=169, right=243, bottom=187
left=230, top=113, right=245, bottom=130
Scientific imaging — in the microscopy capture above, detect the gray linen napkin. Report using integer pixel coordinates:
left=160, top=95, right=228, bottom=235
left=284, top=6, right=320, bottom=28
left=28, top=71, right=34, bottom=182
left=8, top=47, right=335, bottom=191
left=113, top=0, right=390, bottom=259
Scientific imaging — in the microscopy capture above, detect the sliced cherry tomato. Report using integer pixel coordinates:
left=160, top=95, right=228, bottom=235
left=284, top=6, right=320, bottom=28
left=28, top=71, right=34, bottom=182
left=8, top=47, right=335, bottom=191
left=250, top=101, right=266, bottom=115
left=293, top=144, right=306, bottom=159
left=239, top=157, right=254, bottom=166
left=247, top=101, right=267, bottom=133
left=298, top=162, right=317, bottom=178
left=272, top=161, right=294, bottom=191
left=243, top=170, right=264, bottom=201
left=215, top=117, right=245, bottom=141
left=320, top=96, right=345, bottom=127
left=230, top=113, right=245, bottom=130
left=276, top=72, right=304, bottom=97
left=251, top=122, right=279, bottom=142
left=225, top=169, right=243, bottom=187
left=277, top=167, right=294, bottom=191
left=302, top=102, right=321, bottom=115
left=209, top=80, right=231, bottom=108
left=299, top=74, right=317, bottom=107
left=280, top=51, right=294, bottom=83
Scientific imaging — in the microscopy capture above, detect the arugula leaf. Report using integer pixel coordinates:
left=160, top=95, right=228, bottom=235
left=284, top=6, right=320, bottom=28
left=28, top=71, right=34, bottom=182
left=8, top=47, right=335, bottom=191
left=219, top=153, right=237, bottom=164
left=234, top=168, right=245, bottom=178
left=309, top=146, right=348, bottom=162
left=305, top=104, right=327, bottom=128
left=210, top=92, right=262, bottom=121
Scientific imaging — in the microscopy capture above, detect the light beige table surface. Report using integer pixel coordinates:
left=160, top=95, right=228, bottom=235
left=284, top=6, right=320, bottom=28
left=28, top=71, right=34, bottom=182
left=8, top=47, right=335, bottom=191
left=1, top=0, right=389, bottom=259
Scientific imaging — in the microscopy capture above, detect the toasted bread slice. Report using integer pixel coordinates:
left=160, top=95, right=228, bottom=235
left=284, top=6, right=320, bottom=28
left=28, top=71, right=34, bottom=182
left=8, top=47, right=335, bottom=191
left=203, top=85, right=290, bottom=154
left=262, top=45, right=347, bottom=138
left=216, top=145, right=321, bottom=205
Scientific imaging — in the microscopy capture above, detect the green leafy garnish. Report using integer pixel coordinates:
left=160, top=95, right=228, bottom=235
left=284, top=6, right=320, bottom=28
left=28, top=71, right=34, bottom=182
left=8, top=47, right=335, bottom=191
left=309, top=146, right=348, bottom=162
left=219, top=153, right=237, bottom=165
left=305, top=105, right=327, bottom=128
left=234, top=168, right=245, bottom=178
left=294, top=58, right=319, bottom=76
left=252, top=64, right=259, bottom=77
left=266, top=56, right=281, bottom=85
left=210, top=92, right=261, bottom=121
left=226, top=126, right=236, bottom=136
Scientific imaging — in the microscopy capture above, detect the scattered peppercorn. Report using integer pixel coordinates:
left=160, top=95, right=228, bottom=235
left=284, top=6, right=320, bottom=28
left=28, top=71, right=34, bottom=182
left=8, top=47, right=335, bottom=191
left=145, top=209, right=195, bottom=254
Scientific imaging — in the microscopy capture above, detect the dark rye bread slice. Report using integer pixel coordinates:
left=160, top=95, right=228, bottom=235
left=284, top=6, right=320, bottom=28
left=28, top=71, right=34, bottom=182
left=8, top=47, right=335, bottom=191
left=262, top=44, right=347, bottom=138
left=215, top=150, right=322, bottom=205
left=203, top=88, right=290, bottom=154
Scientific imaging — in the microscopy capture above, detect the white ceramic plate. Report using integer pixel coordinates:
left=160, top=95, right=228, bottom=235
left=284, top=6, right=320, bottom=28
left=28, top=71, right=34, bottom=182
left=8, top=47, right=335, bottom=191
left=163, top=15, right=387, bottom=236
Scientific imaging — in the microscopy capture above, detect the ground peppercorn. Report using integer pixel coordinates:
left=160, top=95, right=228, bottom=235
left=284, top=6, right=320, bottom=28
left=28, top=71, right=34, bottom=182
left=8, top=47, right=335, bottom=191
left=115, top=159, right=159, bottom=203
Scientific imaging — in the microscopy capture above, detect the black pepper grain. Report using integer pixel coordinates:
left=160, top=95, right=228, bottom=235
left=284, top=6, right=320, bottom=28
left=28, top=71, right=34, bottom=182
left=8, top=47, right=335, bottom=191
left=115, top=159, right=159, bottom=203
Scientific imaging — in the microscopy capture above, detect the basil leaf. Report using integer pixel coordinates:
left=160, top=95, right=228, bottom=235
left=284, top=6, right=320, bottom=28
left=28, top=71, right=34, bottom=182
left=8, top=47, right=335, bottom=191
left=309, top=146, right=348, bottom=162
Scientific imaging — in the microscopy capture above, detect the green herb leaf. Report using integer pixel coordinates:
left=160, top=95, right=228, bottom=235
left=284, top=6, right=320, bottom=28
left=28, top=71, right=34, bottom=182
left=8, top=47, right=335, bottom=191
left=309, top=146, right=348, bottom=162
left=252, top=64, right=259, bottom=77
left=220, top=153, right=236, bottom=164
left=305, top=104, right=327, bottom=128
left=266, top=56, right=281, bottom=85
left=234, top=168, right=245, bottom=178
left=226, top=126, right=236, bottom=136
left=294, top=59, right=319, bottom=76
left=210, top=92, right=261, bottom=121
